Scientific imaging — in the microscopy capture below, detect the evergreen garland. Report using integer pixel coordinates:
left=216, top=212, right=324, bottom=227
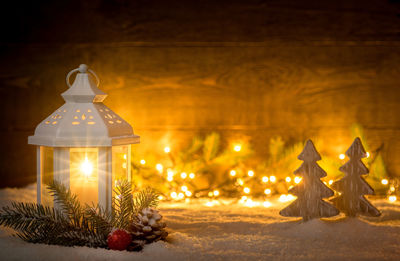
left=0, top=181, right=163, bottom=250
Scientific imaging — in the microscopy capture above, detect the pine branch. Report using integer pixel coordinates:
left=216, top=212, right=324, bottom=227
left=84, top=204, right=113, bottom=236
left=132, top=187, right=159, bottom=214
left=47, top=181, right=83, bottom=227
left=113, top=180, right=134, bottom=230
left=0, top=202, right=107, bottom=247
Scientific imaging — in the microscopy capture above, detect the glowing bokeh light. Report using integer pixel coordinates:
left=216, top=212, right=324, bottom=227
left=234, top=145, right=242, bottom=152
left=248, top=170, right=254, bottom=177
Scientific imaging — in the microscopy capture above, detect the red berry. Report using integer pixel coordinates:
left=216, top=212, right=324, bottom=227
left=107, top=229, right=132, bottom=251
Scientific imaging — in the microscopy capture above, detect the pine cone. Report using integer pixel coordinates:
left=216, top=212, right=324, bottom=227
left=129, top=208, right=168, bottom=244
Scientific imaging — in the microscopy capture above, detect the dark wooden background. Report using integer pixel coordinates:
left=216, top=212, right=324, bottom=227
left=1, top=0, right=400, bottom=187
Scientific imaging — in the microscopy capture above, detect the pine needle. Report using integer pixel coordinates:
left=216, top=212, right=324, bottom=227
left=132, top=187, right=159, bottom=214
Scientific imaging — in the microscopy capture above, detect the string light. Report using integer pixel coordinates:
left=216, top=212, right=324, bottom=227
left=171, top=192, right=177, bottom=199
left=279, top=194, right=295, bottom=203
left=294, top=177, right=302, bottom=184
left=141, top=144, right=394, bottom=202
left=123, top=154, right=127, bottom=160
left=263, top=201, right=272, bottom=208
left=234, top=145, right=242, bottom=152
left=156, top=163, right=163, bottom=173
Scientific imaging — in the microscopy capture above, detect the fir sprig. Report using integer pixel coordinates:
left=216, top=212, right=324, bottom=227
left=113, top=180, right=134, bottom=230
left=0, top=180, right=162, bottom=249
left=132, top=187, right=159, bottom=214
left=47, top=180, right=83, bottom=227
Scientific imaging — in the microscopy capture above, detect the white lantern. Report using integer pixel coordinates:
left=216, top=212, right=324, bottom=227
left=28, top=64, right=140, bottom=211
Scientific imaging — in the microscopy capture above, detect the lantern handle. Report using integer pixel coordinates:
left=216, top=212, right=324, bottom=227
left=66, top=64, right=100, bottom=88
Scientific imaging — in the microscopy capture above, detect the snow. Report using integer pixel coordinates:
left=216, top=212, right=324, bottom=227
left=1, top=185, right=400, bottom=260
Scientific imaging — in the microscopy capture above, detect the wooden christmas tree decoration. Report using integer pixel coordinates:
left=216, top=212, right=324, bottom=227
left=330, top=137, right=381, bottom=217
left=280, top=140, right=339, bottom=221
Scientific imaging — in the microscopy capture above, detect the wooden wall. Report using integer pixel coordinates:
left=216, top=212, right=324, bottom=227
left=0, top=0, right=400, bottom=187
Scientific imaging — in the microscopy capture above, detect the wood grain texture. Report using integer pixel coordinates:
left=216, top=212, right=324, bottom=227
left=0, top=0, right=400, bottom=187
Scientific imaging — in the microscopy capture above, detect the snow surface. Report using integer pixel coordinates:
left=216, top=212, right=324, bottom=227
left=0, top=184, right=400, bottom=261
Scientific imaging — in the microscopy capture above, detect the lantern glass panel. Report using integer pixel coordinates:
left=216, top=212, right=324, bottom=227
left=112, top=145, right=130, bottom=196
left=41, top=146, right=54, bottom=206
left=69, top=148, right=98, bottom=205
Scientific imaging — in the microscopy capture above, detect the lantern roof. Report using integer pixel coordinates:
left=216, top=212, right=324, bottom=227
left=28, top=64, right=140, bottom=147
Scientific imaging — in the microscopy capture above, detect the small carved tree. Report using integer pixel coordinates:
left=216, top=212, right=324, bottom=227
left=280, top=140, right=339, bottom=221
left=331, top=137, right=381, bottom=217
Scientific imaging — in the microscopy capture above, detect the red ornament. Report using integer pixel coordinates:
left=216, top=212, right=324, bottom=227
left=107, top=229, right=132, bottom=251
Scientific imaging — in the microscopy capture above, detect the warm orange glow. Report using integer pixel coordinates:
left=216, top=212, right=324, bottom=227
left=244, top=187, right=250, bottom=194
left=264, top=188, right=271, bottom=195
left=339, top=154, right=345, bottom=160
left=263, top=201, right=272, bottom=208
left=234, top=145, right=242, bottom=152
left=80, top=157, right=93, bottom=178
left=269, top=176, right=276, bottom=183
left=247, top=170, right=254, bottom=177
left=389, top=195, right=397, bottom=202
left=189, top=173, right=195, bottom=179
left=285, top=177, right=291, bottom=183
left=381, top=179, right=389, bottom=185
left=140, top=159, right=146, bottom=165
left=294, top=177, right=302, bottom=184
left=156, top=163, right=163, bottom=173
left=262, top=176, right=268, bottom=183
left=230, top=170, right=237, bottom=176
left=181, top=172, right=187, bottom=179
left=164, top=146, right=171, bottom=153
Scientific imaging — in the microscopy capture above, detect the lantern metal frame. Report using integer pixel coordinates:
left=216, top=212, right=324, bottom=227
left=28, top=64, right=140, bottom=210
